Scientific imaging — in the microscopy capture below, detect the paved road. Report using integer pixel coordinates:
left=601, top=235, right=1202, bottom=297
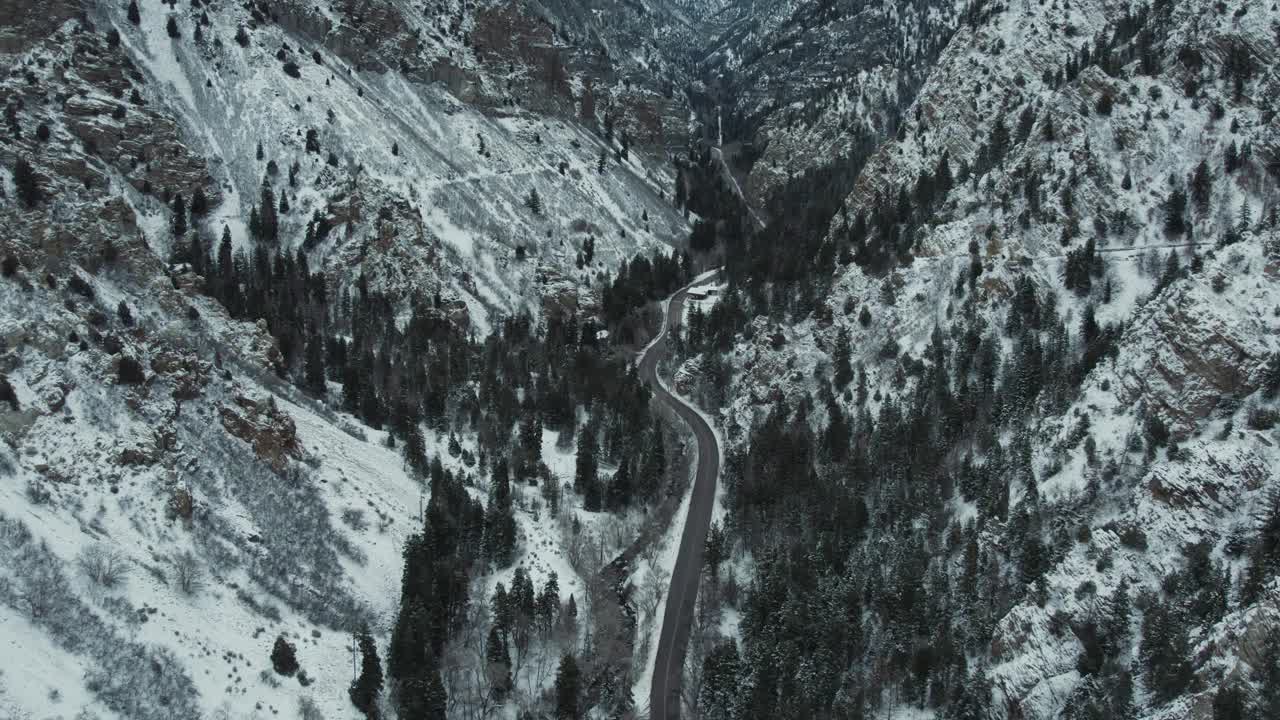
left=638, top=271, right=722, bottom=720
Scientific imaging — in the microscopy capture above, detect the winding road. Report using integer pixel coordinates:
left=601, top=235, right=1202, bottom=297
left=637, top=271, right=723, bottom=720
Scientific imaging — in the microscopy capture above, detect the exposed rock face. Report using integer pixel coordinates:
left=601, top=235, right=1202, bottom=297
left=150, top=348, right=212, bottom=400
left=1115, top=240, right=1277, bottom=439
left=219, top=394, right=302, bottom=474
left=0, top=0, right=81, bottom=54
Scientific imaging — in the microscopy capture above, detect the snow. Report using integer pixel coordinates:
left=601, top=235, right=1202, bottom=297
left=0, top=605, right=118, bottom=720
left=629, top=457, right=695, bottom=714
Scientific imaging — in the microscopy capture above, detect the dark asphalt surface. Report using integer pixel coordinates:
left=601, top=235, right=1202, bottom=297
left=638, top=271, right=722, bottom=720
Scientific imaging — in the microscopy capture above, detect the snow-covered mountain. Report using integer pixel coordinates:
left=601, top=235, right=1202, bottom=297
left=3, top=0, right=1280, bottom=719
left=675, top=1, right=1280, bottom=719
left=0, top=1, right=695, bottom=717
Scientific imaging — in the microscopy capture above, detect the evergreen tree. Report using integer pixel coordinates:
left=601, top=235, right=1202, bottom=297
left=191, top=186, right=208, bottom=217
left=698, top=639, right=740, bottom=720
left=13, top=157, right=40, bottom=208
left=166, top=16, right=180, bottom=38
left=537, top=572, right=561, bottom=633
left=404, top=424, right=428, bottom=479
left=485, top=459, right=517, bottom=565
left=1139, top=600, right=1194, bottom=704
left=271, top=635, right=299, bottom=676
left=1101, top=579, right=1131, bottom=657
left=304, top=333, right=326, bottom=396
left=1212, top=682, right=1246, bottom=720
left=260, top=183, right=279, bottom=242
left=485, top=624, right=512, bottom=698
left=127, top=0, right=140, bottom=25
left=1254, top=634, right=1280, bottom=719
left=349, top=623, right=383, bottom=718
left=555, top=653, right=581, bottom=720
left=1162, top=186, right=1188, bottom=235
left=1191, top=160, right=1214, bottom=216
left=574, top=427, right=598, bottom=500
left=605, top=458, right=632, bottom=511
left=172, top=194, right=188, bottom=238
left=833, top=326, right=853, bottom=388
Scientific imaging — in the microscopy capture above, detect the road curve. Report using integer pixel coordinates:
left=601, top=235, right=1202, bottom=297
left=638, top=271, right=722, bottom=720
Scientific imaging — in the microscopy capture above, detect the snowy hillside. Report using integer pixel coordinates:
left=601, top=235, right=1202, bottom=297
left=673, top=0, right=1280, bottom=718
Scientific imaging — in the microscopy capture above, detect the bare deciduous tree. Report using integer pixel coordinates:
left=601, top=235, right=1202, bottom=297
left=171, top=550, right=204, bottom=595
left=78, top=543, right=130, bottom=588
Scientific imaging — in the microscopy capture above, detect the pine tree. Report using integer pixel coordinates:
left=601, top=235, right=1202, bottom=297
left=404, top=424, right=428, bottom=479
left=1139, top=600, right=1193, bottom=704
left=1254, top=634, right=1280, bottom=719
left=1191, top=160, right=1213, bottom=216
left=555, top=653, right=581, bottom=720
left=1212, top=682, right=1246, bottom=720
left=485, top=459, right=516, bottom=565
left=127, top=0, right=140, bottom=25
left=1101, top=579, right=1131, bottom=657
left=0, top=375, right=17, bottom=412
left=698, top=639, right=740, bottom=720
left=574, top=427, right=598, bottom=498
left=485, top=624, right=512, bottom=698
left=833, top=326, right=853, bottom=387
left=349, top=623, right=383, bottom=718
left=1041, top=114, right=1056, bottom=142
left=526, top=188, right=543, bottom=215
left=304, top=334, right=326, bottom=396
left=13, top=157, right=40, bottom=208
left=1237, top=199, right=1252, bottom=235
left=248, top=206, right=262, bottom=243
left=166, top=16, right=180, bottom=38
left=605, top=458, right=632, bottom=511
left=1162, top=186, right=1188, bottom=235
left=537, top=573, right=561, bottom=633
left=191, top=186, right=208, bottom=217
left=260, top=183, right=279, bottom=242
left=172, top=194, right=188, bottom=237
left=271, top=635, right=299, bottom=676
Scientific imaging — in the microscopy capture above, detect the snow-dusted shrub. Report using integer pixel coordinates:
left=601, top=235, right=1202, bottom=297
left=236, top=589, right=282, bottom=622
left=177, top=392, right=369, bottom=627
left=1248, top=406, right=1278, bottom=431
left=0, top=513, right=201, bottom=719
left=259, top=668, right=282, bottom=688
left=341, top=508, right=368, bottom=531
left=339, top=420, right=367, bottom=441
left=298, top=696, right=325, bottom=720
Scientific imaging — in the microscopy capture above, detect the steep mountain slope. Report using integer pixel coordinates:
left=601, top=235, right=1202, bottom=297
left=676, top=0, right=1280, bottom=718
left=695, top=0, right=962, bottom=212
left=0, top=1, right=698, bottom=718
